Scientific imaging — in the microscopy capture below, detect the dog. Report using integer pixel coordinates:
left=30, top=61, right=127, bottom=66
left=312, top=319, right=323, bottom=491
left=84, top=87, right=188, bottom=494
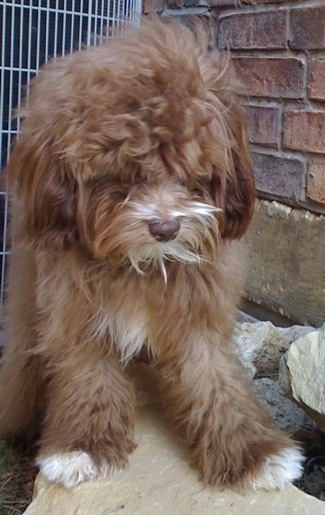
left=0, top=18, right=303, bottom=490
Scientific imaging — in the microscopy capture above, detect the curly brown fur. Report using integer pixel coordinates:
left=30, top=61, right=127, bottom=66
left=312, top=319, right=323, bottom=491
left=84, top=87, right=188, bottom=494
left=0, top=18, right=303, bottom=489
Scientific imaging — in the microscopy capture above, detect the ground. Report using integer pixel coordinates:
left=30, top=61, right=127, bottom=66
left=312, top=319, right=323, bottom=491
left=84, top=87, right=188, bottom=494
left=0, top=439, right=36, bottom=514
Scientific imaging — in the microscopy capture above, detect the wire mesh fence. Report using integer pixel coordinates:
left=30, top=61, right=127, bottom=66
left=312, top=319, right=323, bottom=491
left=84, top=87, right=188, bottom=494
left=0, top=0, right=142, bottom=311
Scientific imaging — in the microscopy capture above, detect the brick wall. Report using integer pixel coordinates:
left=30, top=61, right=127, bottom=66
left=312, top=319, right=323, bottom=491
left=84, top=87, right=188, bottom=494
left=144, top=0, right=325, bottom=213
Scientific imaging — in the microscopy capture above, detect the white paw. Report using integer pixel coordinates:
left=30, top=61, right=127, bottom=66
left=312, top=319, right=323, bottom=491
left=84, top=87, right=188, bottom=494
left=36, top=451, right=114, bottom=488
left=248, top=447, right=304, bottom=490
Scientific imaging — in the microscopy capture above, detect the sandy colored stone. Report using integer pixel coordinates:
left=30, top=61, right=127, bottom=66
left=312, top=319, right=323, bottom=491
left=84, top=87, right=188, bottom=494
left=287, top=329, right=325, bottom=412
left=280, top=326, right=325, bottom=432
left=24, top=364, right=325, bottom=514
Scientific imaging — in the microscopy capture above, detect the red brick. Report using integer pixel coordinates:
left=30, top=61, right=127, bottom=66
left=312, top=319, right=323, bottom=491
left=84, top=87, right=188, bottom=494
left=283, top=111, right=325, bottom=154
left=210, top=0, right=235, bottom=5
left=243, top=0, right=285, bottom=4
left=307, top=164, right=325, bottom=204
left=247, top=106, right=279, bottom=148
left=233, top=58, right=304, bottom=99
left=143, top=0, right=166, bottom=12
left=219, top=11, right=287, bottom=49
left=184, top=0, right=209, bottom=6
left=308, top=60, right=325, bottom=101
left=164, top=12, right=210, bottom=29
left=166, top=0, right=183, bottom=8
left=290, top=6, right=325, bottom=50
left=252, top=153, right=305, bottom=201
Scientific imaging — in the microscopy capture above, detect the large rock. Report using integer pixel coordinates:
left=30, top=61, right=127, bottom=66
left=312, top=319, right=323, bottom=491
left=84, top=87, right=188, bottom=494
left=252, top=378, right=315, bottom=435
left=279, top=326, right=325, bottom=432
left=236, top=321, right=320, bottom=434
left=235, top=321, right=313, bottom=378
left=24, top=364, right=325, bottom=515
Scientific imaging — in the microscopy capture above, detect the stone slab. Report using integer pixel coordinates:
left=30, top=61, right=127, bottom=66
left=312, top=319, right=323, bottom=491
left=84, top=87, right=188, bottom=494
left=244, top=200, right=325, bottom=327
left=280, top=326, right=325, bottom=432
left=24, top=364, right=325, bottom=514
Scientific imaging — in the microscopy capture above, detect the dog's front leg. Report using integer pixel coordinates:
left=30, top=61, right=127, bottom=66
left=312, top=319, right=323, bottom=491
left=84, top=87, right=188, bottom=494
left=36, top=349, right=136, bottom=488
left=157, top=336, right=303, bottom=490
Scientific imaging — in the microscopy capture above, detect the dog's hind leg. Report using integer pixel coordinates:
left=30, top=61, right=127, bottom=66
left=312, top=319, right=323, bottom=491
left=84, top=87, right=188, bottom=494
left=36, top=348, right=136, bottom=488
left=0, top=246, right=41, bottom=439
left=157, top=334, right=304, bottom=490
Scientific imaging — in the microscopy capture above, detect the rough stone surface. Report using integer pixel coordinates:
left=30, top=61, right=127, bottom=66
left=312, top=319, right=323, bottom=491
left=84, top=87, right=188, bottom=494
left=234, top=321, right=314, bottom=379
left=252, top=377, right=315, bottom=435
left=244, top=200, right=325, bottom=326
left=279, top=326, right=325, bottom=432
left=24, top=364, right=325, bottom=515
left=25, top=473, right=325, bottom=514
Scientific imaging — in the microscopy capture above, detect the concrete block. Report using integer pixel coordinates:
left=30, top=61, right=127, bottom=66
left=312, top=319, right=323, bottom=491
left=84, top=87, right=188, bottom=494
left=244, top=200, right=325, bottom=327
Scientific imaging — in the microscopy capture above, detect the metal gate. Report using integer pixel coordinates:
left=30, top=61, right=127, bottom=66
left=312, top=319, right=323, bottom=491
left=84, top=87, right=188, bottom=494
left=0, top=0, right=142, bottom=309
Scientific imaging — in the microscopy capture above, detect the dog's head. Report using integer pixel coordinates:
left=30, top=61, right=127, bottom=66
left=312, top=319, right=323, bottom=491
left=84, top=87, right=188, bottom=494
left=7, top=18, right=255, bottom=276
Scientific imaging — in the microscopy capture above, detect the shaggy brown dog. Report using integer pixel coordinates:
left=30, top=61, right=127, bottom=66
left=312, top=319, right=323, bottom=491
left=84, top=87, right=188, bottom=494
left=0, top=18, right=303, bottom=489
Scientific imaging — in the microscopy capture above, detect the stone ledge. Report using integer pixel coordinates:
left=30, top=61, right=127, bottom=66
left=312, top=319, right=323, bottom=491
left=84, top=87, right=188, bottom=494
left=244, top=200, right=325, bottom=327
left=24, top=364, right=325, bottom=514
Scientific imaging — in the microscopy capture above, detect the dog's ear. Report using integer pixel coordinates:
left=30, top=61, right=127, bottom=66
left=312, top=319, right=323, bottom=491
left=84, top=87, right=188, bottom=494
left=209, top=97, right=255, bottom=241
left=221, top=101, right=255, bottom=240
left=198, top=45, right=255, bottom=240
left=6, top=133, right=79, bottom=250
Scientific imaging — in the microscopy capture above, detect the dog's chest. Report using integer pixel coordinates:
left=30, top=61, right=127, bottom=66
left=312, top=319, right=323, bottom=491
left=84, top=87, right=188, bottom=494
left=95, top=303, right=149, bottom=363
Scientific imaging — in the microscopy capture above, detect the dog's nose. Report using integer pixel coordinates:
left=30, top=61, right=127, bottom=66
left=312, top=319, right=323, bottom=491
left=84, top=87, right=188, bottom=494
left=149, top=219, right=180, bottom=242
